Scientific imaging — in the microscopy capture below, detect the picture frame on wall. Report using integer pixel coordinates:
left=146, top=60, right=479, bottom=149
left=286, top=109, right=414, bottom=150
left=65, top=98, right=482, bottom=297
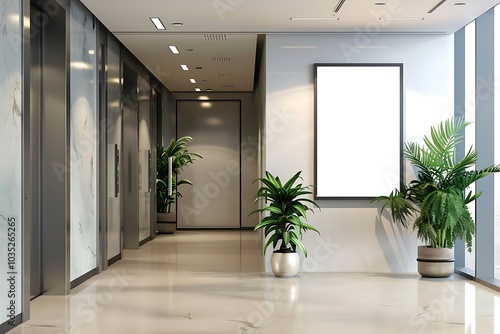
left=314, top=63, right=403, bottom=199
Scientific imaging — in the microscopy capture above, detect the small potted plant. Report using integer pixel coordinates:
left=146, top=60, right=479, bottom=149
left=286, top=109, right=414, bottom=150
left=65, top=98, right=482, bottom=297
left=156, top=136, right=202, bottom=233
left=372, top=117, right=500, bottom=277
left=250, top=171, right=320, bottom=277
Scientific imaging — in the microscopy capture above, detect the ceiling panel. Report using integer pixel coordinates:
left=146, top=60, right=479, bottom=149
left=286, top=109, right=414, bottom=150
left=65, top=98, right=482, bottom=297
left=81, top=0, right=500, bottom=91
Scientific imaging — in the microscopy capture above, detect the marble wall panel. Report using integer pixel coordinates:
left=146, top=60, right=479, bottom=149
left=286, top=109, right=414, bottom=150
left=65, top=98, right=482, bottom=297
left=70, top=0, right=97, bottom=281
left=0, top=0, right=22, bottom=326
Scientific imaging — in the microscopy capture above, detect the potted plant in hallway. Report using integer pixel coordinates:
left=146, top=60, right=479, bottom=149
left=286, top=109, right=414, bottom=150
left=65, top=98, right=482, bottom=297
left=156, top=136, right=202, bottom=234
left=250, top=171, right=320, bottom=277
left=372, top=117, right=500, bottom=277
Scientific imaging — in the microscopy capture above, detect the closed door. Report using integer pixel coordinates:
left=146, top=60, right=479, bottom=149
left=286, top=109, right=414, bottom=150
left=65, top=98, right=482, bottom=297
left=176, top=100, right=241, bottom=228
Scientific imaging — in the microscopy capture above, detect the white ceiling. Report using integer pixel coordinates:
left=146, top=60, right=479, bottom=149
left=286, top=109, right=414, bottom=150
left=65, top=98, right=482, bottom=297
left=81, top=0, right=500, bottom=92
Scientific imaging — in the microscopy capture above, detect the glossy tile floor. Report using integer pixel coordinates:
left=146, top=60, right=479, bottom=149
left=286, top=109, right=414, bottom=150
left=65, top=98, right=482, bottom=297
left=8, top=230, right=500, bottom=333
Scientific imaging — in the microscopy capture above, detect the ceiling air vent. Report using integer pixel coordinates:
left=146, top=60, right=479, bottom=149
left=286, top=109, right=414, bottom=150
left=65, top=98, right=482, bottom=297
left=211, top=56, right=231, bottom=62
left=204, top=34, right=227, bottom=41
left=428, top=0, right=446, bottom=13
left=216, top=73, right=232, bottom=77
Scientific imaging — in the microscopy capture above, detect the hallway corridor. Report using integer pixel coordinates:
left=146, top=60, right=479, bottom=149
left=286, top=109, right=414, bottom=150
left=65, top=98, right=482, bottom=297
left=8, top=231, right=500, bottom=333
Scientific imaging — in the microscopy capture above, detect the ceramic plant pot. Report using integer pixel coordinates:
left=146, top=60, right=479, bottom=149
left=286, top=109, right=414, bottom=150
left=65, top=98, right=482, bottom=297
left=157, top=212, right=176, bottom=234
left=417, top=246, right=455, bottom=278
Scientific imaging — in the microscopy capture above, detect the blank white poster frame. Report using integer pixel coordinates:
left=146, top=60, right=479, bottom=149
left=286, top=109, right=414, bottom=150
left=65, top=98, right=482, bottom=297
left=314, top=63, right=403, bottom=199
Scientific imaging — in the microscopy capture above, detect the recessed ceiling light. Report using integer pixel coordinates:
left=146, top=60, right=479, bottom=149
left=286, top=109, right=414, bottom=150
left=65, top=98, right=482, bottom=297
left=195, top=88, right=201, bottom=92
left=290, top=17, right=340, bottom=21
left=150, top=17, right=166, bottom=30
left=169, top=46, right=179, bottom=54
left=206, top=89, right=212, bottom=92
left=428, top=0, right=447, bottom=13
left=172, top=22, right=183, bottom=27
left=180, top=64, right=189, bottom=71
left=88, top=50, right=95, bottom=55
left=334, top=0, right=346, bottom=13
left=189, top=79, right=196, bottom=84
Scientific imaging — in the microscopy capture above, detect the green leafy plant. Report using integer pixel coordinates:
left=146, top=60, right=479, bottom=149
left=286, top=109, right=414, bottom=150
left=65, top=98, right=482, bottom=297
left=157, top=136, right=202, bottom=213
left=372, top=117, right=500, bottom=251
left=249, top=171, right=320, bottom=257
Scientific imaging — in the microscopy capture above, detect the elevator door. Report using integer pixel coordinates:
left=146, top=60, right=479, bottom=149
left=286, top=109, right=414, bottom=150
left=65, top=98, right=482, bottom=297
left=30, top=0, right=68, bottom=297
left=177, top=100, right=241, bottom=228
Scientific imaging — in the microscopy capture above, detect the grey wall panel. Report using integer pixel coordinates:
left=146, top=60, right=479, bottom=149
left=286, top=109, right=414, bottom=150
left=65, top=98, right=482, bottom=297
left=29, top=2, right=42, bottom=299
left=454, top=27, right=467, bottom=268
left=177, top=100, right=241, bottom=228
left=40, top=1, right=70, bottom=295
left=106, top=33, right=122, bottom=260
left=475, top=9, right=495, bottom=278
left=122, top=63, right=139, bottom=249
left=138, top=74, right=151, bottom=242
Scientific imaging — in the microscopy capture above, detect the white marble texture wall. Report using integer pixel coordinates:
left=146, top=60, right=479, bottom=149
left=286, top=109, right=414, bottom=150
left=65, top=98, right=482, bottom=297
left=70, top=0, right=97, bottom=281
left=106, top=35, right=121, bottom=261
left=138, top=74, right=151, bottom=242
left=0, top=0, right=22, bottom=325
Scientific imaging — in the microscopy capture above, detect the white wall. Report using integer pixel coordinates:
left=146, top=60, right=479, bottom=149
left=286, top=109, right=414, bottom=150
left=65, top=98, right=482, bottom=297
left=265, top=34, right=454, bottom=272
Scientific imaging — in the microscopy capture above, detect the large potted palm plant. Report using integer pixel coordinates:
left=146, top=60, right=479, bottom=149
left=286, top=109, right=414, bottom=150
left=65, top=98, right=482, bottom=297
left=156, top=136, right=202, bottom=234
left=250, top=171, right=320, bottom=277
left=372, top=117, right=500, bottom=277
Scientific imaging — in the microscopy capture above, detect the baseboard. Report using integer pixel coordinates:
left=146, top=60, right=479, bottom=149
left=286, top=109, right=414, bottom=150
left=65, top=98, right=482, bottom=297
left=70, top=268, right=98, bottom=289
left=108, top=253, right=121, bottom=266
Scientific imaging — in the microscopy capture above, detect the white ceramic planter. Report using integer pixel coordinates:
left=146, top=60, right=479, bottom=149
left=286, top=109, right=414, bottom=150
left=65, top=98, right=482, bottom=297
left=417, top=246, right=455, bottom=278
left=271, top=252, right=299, bottom=277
